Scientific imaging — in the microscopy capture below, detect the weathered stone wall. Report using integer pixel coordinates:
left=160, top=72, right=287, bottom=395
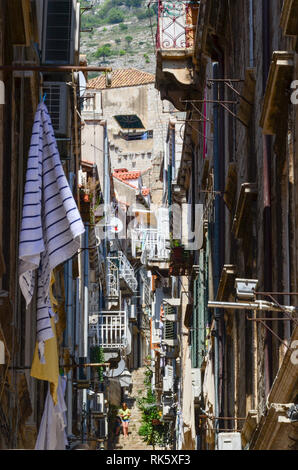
left=98, top=83, right=170, bottom=172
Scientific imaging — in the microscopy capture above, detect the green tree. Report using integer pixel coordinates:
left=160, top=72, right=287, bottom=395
left=125, top=35, right=133, bottom=48
left=119, top=23, right=128, bottom=31
left=95, top=44, right=114, bottom=58
left=107, top=8, right=125, bottom=24
left=126, top=0, right=142, bottom=7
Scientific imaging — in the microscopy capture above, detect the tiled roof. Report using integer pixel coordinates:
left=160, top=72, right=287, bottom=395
left=113, top=170, right=141, bottom=181
left=113, top=171, right=150, bottom=197
left=87, top=68, right=155, bottom=90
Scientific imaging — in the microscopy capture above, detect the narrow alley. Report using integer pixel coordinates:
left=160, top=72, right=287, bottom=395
left=0, top=0, right=298, bottom=454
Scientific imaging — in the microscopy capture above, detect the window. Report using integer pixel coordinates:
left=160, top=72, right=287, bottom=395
left=114, top=114, right=145, bottom=129
left=119, top=131, right=153, bottom=141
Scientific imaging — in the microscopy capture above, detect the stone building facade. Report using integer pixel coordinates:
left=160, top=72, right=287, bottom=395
left=85, top=68, right=171, bottom=172
left=154, top=0, right=298, bottom=450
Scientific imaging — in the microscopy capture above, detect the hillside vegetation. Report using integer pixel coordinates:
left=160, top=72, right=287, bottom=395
left=80, top=0, right=157, bottom=76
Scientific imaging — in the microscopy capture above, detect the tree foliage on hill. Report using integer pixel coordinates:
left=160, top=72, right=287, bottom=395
left=107, top=8, right=125, bottom=23
left=81, top=0, right=156, bottom=29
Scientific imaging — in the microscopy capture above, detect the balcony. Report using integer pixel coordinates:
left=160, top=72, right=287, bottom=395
left=106, top=251, right=137, bottom=298
left=118, top=251, right=138, bottom=294
left=131, top=228, right=170, bottom=270
left=169, top=244, right=194, bottom=276
left=89, top=312, right=127, bottom=350
left=155, top=1, right=200, bottom=111
left=106, top=256, right=120, bottom=300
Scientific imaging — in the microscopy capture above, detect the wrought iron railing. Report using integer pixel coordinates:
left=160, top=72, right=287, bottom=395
left=89, top=312, right=127, bottom=349
left=131, top=228, right=170, bottom=263
left=156, top=0, right=198, bottom=50
left=118, top=251, right=138, bottom=292
left=106, top=257, right=119, bottom=299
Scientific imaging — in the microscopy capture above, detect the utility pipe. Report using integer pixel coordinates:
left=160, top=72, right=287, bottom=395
left=66, top=172, right=74, bottom=437
left=0, top=65, right=112, bottom=72
left=212, top=61, right=220, bottom=449
left=249, top=0, right=254, bottom=68
left=208, top=300, right=298, bottom=313
left=82, top=224, right=89, bottom=442
left=262, top=0, right=273, bottom=396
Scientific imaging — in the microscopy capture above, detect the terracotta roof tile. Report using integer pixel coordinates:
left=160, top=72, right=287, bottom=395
left=142, top=188, right=150, bottom=196
left=112, top=170, right=141, bottom=180
left=87, top=68, right=155, bottom=90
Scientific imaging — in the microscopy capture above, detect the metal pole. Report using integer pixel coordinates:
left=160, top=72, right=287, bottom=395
left=213, top=61, right=220, bottom=449
left=0, top=65, right=112, bottom=72
left=207, top=299, right=298, bottom=313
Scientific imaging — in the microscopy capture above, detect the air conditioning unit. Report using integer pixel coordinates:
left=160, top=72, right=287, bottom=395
left=161, top=395, right=175, bottom=421
left=91, top=392, right=106, bottom=416
left=43, top=82, right=68, bottom=135
left=42, top=0, right=76, bottom=65
left=163, top=365, right=174, bottom=393
left=95, top=417, right=108, bottom=440
left=218, top=432, right=242, bottom=450
left=191, top=368, right=202, bottom=402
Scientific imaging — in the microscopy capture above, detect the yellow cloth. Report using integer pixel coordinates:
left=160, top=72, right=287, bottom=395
left=30, top=273, right=59, bottom=406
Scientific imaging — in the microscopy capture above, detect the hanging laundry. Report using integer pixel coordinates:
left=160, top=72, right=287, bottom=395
left=19, top=102, right=85, bottom=362
left=35, top=375, right=68, bottom=450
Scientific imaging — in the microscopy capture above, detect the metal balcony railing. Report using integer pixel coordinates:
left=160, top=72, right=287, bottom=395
left=106, top=257, right=120, bottom=299
left=89, top=312, right=127, bottom=349
left=118, top=251, right=138, bottom=292
left=156, top=0, right=197, bottom=50
left=131, top=228, right=170, bottom=263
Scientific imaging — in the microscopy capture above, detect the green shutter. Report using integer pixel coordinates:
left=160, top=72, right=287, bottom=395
left=198, top=249, right=205, bottom=367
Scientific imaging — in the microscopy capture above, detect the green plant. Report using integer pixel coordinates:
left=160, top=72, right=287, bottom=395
left=137, top=366, right=167, bottom=449
left=107, top=8, right=125, bottom=24
left=125, top=35, right=133, bottom=48
left=119, top=23, right=128, bottom=31
left=95, top=44, right=117, bottom=58
left=90, top=345, right=104, bottom=382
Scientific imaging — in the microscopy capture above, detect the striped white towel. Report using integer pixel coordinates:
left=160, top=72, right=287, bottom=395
left=19, top=102, right=85, bottom=359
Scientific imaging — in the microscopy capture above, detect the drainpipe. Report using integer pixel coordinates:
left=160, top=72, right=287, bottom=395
left=249, top=0, right=254, bottom=68
left=82, top=223, right=89, bottom=440
left=66, top=172, right=74, bottom=436
left=102, top=122, right=109, bottom=259
left=212, top=61, right=220, bottom=448
left=212, top=43, right=226, bottom=446
left=262, top=0, right=273, bottom=398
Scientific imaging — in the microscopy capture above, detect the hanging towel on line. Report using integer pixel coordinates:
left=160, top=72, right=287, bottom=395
left=19, top=102, right=85, bottom=361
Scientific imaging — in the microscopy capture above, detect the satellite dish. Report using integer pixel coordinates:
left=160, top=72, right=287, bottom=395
left=109, top=216, right=123, bottom=234
left=78, top=71, right=87, bottom=98
left=108, top=359, right=126, bottom=378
